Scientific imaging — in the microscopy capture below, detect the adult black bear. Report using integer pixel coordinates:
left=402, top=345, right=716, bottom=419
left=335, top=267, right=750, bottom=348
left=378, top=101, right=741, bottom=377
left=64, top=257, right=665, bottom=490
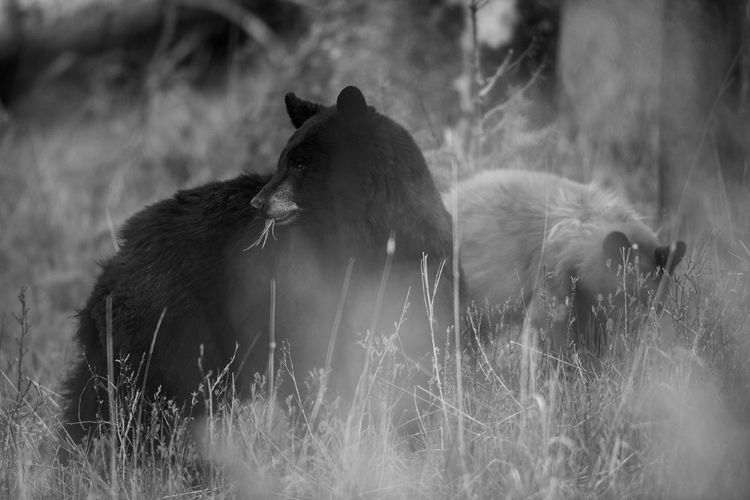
left=445, top=169, right=686, bottom=356
left=61, top=86, right=459, bottom=449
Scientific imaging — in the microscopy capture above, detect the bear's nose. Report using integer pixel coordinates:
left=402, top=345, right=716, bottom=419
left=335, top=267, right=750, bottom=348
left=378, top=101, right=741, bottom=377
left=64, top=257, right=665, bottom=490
left=250, top=195, right=265, bottom=211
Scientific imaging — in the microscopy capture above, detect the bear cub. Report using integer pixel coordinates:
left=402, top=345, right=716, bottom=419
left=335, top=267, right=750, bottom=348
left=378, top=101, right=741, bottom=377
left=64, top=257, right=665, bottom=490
left=446, top=169, right=685, bottom=356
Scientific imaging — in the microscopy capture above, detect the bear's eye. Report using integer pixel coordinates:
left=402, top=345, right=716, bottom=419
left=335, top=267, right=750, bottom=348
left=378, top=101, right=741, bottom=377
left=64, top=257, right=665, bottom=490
left=294, top=163, right=305, bottom=171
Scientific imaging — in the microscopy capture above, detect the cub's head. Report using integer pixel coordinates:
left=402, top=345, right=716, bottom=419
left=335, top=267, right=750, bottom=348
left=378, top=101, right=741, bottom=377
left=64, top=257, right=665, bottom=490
left=250, top=86, right=374, bottom=225
left=566, top=229, right=686, bottom=352
left=601, top=230, right=687, bottom=305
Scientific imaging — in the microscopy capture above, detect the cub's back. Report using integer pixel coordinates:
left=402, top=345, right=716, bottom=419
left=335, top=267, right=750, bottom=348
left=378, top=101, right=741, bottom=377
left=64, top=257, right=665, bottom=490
left=445, top=169, right=654, bottom=306
left=445, top=170, right=566, bottom=305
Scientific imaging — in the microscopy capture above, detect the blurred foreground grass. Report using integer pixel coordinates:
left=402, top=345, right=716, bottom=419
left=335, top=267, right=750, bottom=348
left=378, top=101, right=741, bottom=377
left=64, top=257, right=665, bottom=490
left=1, top=260, right=749, bottom=499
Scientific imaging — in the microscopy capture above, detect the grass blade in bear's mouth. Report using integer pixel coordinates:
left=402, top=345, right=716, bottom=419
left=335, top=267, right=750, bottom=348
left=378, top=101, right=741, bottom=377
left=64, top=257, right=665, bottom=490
left=248, top=218, right=276, bottom=249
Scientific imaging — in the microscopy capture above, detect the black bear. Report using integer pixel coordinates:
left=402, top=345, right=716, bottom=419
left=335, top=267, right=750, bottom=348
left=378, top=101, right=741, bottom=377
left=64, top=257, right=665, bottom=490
left=445, top=169, right=686, bottom=356
left=61, top=86, right=459, bottom=449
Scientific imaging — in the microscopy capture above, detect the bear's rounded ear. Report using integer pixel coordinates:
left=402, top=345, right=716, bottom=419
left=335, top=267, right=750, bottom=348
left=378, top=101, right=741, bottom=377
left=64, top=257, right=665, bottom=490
left=656, top=240, right=687, bottom=274
left=336, top=86, right=368, bottom=126
left=603, top=231, right=632, bottom=268
left=285, top=92, right=324, bottom=129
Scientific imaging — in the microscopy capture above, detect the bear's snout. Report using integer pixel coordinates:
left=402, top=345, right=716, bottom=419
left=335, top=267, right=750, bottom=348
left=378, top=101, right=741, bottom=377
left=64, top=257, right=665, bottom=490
left=250, top=193, right=266, bottom=212
left=251, top=182, right=300, bottom=223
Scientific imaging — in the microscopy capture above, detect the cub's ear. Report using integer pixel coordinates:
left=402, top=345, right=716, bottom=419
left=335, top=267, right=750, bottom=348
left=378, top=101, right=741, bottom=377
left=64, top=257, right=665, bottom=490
left=285, top=92, right=324, bottom=129
left=655, top=241, right=687, bottom=274
left=336, top=86, right=369, bottom=126
left=603, top=231, right=632, bottom=269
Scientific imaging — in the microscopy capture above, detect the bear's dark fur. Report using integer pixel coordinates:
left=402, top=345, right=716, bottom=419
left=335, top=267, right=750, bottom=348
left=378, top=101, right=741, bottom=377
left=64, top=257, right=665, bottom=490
left=445, top=169, right=686, bottom=356
left=61, top=86, right=459, bottom=448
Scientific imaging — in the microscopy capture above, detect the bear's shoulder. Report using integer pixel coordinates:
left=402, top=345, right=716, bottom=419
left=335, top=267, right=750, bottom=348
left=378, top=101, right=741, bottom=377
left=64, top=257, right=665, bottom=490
left=118, top=172, right=270, bottom=252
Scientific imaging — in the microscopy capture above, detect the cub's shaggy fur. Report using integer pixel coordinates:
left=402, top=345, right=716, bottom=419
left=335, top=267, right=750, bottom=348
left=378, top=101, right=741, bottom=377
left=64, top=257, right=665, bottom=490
left=446, top=169, right=685, bottom=354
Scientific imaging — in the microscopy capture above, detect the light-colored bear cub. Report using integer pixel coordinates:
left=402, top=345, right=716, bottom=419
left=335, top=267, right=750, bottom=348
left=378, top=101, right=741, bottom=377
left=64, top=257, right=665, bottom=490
left=445, top=169, right=686, bottom=355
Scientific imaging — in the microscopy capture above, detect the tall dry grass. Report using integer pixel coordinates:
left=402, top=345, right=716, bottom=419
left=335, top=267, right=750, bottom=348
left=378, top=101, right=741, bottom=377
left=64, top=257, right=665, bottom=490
left=2, top=253, right=749, bottom=498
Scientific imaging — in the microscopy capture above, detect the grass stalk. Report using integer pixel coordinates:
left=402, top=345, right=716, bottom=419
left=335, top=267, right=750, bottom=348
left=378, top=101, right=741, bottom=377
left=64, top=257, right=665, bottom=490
left=422, top=256, right=447, bottom=430
left=133, top=306, right=166, bottom=462
left=267, top=278, right=276, bottom=430
left=105, top=294, right=118, bottom=497
left=311, top=257, right=355, bottom=426
left=450, top=156, right=467, bottom=473
left=353, top=232, right=395, bottom=428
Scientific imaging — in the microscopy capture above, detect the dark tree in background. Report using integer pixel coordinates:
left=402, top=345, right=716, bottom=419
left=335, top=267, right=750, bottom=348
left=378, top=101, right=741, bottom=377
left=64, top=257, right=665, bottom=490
left=0, top=0, right=305, bottom=107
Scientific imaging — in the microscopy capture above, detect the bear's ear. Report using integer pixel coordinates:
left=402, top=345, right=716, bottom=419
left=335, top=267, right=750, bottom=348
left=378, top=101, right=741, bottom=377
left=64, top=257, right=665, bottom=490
left=336, top=86, right=368, bottom=126
left=285, top=92, right=324, bottom=129
left=603, top=231, right=632, bottom=269
left=655, top=240, right=687, bottom=274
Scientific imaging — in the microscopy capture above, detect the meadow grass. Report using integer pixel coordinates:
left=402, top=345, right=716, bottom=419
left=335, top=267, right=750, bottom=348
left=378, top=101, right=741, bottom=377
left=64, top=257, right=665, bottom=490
left=1, top=253, right=749, bottom=499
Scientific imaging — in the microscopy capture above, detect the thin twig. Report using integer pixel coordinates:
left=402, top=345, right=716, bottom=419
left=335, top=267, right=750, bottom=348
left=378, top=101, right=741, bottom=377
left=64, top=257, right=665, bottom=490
left=469, top=0, right=483, bottom=170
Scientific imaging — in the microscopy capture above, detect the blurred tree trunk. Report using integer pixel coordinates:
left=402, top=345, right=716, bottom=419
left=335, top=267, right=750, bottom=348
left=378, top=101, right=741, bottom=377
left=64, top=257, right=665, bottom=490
left=741, top=0, right=750, bottom=115
left=0, top=0, right=22, bottom=107
left=557, top=0, right=664, bottom=218
left=556, top=0, right=748, bottom=239
left=656, top=0, right=750, bottom=241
